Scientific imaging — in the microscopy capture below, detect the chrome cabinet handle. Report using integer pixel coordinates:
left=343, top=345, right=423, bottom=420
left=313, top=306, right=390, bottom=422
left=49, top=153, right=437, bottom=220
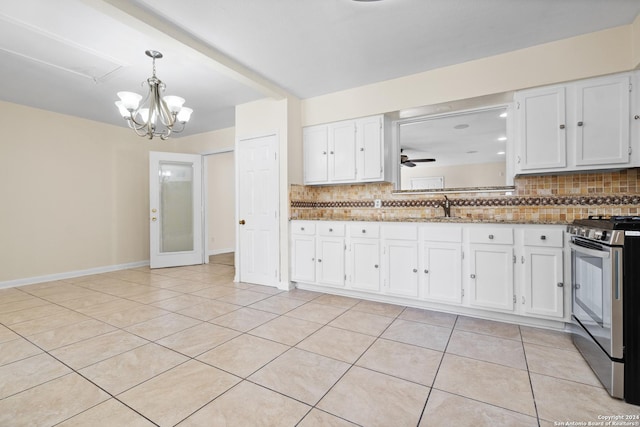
left=574, top=283, right=581, bottom=289
left=577, top=121, right=584, bottom=126
left=330, top=151, right=334, bottom=154
left=413, top=269, right=418, bottom=273
left=470, top=274, right=476, bottom=279
left=559, top=124, right=565, bottom=129
left=374, top=264, right=379, bottom=268
left=300, top=227, right=304, bottom=231
left=557, top=282, right=564, bottom=287
left=360, top=147, right=364, bottom=151
left=635, top=115, right=639, bottom=120
left=322, top=151, right=327, bottom=155
left=318, top=259, right=322, bottom=263
left=488, top=234, right=494, bottom=240
left=424, top=269, right=429, bottom=274
left=329, top=228, right=333, bottom=232
left=362, top=229, right=366, bottom=234
left=540, top=235, right=546, bottom=240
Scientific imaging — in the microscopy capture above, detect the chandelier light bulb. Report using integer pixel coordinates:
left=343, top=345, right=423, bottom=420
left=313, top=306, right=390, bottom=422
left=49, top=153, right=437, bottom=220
left=114, top=101, right=131, bottom=118
left=117, top=92, right=142, bottom=111
left=176, top=107, right=193, bottom=123
left=163, top=96, right=185, bottom=114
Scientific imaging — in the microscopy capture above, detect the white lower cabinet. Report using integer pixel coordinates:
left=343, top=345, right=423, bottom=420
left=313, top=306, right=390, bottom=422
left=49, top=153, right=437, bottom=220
left=468, top=244, right=515, bottom=311
left=519, top=228, right=565, bottom=318
left=419, top=226, right=463, bottom=304
left=349, top=238, right=381, bottom=292
left=384, top=240, right=419, bottom=297
left=421, top=242, right=462, bottom=304
left=290, top=220, right=568, bottom=324
left=291, top=235, right=316, bottom=283
left=316, top=236, right=345, bottom=288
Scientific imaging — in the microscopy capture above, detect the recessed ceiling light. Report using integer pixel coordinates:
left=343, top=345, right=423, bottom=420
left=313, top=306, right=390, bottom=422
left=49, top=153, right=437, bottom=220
left=499, top=112, right=508, bottom=118
left=497, top=151, right=506, bottom=155
left=454, top=124, right=469, bottom=130
left=498, top=136, right=507, bottom=141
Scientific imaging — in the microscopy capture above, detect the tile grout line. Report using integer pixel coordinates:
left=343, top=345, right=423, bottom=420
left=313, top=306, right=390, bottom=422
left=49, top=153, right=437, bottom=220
left=414, top=309, right=458, bottom=427
left=520, top=327, right=543, bottom=427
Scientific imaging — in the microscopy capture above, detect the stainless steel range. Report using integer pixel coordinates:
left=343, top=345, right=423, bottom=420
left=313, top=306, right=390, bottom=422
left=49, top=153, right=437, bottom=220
left=567, top=216, right=640, bottom=405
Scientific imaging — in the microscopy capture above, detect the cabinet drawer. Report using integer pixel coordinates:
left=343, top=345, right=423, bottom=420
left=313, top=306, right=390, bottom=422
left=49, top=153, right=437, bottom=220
left=349, top=223, right=380, bottom=238
left=291, top=221, right=316, bottom=235
left=524, top=229, right=563, bottom=248
left=420, top=226, right=462, bottom=243
left=382, top=225, right=417, bottom=240
left=468, top=227, right=513, bottom=245
left=318, top=222, right=345, bottom=237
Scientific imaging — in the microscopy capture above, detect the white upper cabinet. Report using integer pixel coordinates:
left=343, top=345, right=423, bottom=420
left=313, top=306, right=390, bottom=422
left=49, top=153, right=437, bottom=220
left=303, top=115, right=390, bottom=185
left=357, top=115, right=385, bottom=182
left=574, top=75, right=630, bottom=166
left=515, top=85, right=567, bottom=171
left=328, top=121, right=357, bottom=182
left=302, top=125, right=329, bottom=184
left=515, top=72, right=635, bottom=174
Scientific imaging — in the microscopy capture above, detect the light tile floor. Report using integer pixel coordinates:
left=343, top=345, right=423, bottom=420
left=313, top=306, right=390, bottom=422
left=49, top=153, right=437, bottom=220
left=0, top=255, right=638, bottom=426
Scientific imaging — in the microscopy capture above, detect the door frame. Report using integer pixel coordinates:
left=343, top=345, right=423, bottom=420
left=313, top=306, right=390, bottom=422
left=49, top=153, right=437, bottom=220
left=149, top=151, right=205, bottom=269
left=202, top=146, right=235, bottom=265
left=234, top=132, right=280, bottom=285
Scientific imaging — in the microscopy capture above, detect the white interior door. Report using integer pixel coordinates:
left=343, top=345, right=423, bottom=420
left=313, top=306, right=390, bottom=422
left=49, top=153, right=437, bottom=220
left=237, top=134, right=279, bottom=286
left=149, top=151, right=204, bottom=269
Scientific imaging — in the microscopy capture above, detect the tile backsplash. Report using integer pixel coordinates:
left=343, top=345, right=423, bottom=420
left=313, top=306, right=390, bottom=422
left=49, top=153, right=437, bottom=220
left=290, top=169, right=640, bottom=223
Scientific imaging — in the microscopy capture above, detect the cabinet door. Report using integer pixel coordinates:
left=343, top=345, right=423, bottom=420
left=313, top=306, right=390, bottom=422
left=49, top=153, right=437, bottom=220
left=516, top=86, right=567, bottom=171
left=384, top=240, right=419, bottom=297
left=574, top=75, right=630, bottom=166
left=357, top=115, right=384, bottom=181
left=522, top=247, right=564, bottom=318
left=316, top=237, right=345, bottom=287
left=421, top=242, right=462, bottom=304
left=291, top=235, right=315, bottom=283
left=303, top=125, right=328, bottom=184
left=350, top=238, right=381, bottom=292
left=328, top=121, right=357, bottom=182
left=468, top=244, right=514, bottom=311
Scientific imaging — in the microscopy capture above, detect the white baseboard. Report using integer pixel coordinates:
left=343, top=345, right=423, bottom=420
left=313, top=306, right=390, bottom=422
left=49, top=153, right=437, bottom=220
left=0, top=260, right=150, bottom=290
left=208, top=248, right=235, bottom=256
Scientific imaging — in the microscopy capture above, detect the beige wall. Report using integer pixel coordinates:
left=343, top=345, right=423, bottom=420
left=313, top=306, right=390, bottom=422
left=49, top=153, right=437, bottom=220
left=176, top=127, right=236, bottom=256
left=0, top=101, right=234, bottom=284
left=1, top=101, right=150, bottom=282
left=206, top=151, right=235, bottom=254
left=633, top=14, right=640, bottom=69
left=401, top=162, right=506, bottom=189
left=302, top=25, right=634, bottom=126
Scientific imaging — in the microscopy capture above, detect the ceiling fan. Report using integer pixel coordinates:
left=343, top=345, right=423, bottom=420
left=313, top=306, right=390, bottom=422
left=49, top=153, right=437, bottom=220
left=400, top=150, right=436, bottom=167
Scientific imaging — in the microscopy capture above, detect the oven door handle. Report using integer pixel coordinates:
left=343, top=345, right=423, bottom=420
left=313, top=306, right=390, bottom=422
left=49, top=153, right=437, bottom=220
left=569, top=242, right=611, bottom=259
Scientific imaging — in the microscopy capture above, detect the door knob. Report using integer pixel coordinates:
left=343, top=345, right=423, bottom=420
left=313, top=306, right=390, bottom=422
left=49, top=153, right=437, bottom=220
left=151, top=217, right=157, bottom=222
left=239, top=219, right=246, bottom=225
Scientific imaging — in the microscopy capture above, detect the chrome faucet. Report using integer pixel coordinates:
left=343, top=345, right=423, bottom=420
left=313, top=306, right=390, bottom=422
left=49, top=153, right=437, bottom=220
left=441, top=195, right=452, bottom=217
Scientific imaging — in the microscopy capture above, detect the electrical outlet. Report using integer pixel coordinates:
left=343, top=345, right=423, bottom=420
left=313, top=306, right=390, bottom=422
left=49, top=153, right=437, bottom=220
left=374, top=199, right=382, bottom=208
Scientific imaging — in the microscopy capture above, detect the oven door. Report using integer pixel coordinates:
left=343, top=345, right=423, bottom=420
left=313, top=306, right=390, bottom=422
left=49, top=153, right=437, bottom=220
left=570, top=237, right=623, bottom=360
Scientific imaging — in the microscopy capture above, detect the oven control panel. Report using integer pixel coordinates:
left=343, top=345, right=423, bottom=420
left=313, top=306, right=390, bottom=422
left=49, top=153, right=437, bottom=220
left=566, top=225, right=624, bottom=246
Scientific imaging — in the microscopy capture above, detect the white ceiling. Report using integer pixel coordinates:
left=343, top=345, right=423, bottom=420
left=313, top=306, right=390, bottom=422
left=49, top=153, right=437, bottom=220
left=1, top=0, right=639, bottom=137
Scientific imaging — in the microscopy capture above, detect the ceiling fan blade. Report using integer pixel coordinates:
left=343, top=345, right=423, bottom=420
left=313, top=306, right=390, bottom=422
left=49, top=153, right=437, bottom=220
left=411, top=158, right=436, bottom=163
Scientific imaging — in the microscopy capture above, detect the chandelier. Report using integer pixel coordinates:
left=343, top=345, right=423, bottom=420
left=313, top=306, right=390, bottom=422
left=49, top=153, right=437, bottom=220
left=115, top=50, right=193, bottom=140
